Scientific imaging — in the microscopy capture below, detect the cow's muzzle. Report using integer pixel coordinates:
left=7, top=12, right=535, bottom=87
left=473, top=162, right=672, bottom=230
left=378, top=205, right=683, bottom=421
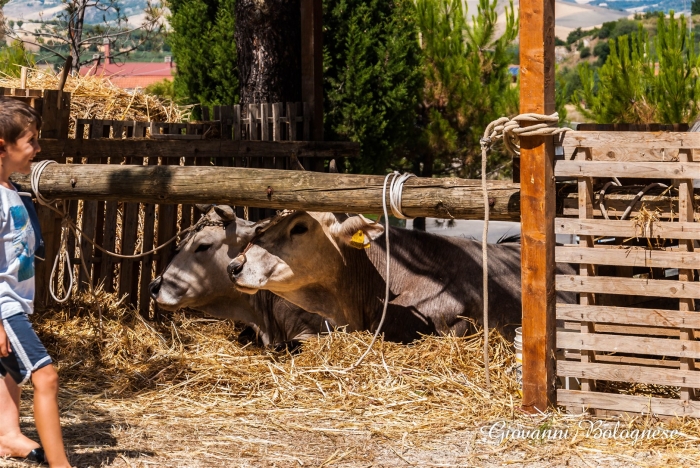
left=227, top=254, right=246, bottom=279
left=149, top=275, right=163, bottom=300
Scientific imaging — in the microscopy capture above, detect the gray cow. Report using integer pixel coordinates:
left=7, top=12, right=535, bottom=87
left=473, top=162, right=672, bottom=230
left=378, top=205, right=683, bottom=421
left=149, top=206, right=332, bottom=348
left=228, top=211, right=575, bottom=343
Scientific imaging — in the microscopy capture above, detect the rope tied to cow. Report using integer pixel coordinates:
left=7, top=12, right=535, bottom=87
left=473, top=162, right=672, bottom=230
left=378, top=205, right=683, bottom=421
left=31, top=160, right=220, bottom=303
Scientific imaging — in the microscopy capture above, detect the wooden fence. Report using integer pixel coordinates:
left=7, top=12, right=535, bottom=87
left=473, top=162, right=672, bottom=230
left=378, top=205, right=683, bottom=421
left=555, top=130, right=700, bottom=417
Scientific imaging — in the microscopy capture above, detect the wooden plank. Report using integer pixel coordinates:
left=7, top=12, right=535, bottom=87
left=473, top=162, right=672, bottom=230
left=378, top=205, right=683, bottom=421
left=220, top=105, right=233, bottom=140
left=14, top=165, right=523, bottom=220
left=557, top=389, right=700, bottom=417
left=100, top=198, right=118, bottom=293
left=562, top=145, right=684, bottom=162
left=37, top=139, right=360, bottom=160
left=555, top=161, right=700, bottom=179
left=564, top=130, right=700, bottom=149
left=40, top=90, right=70, bottom=139
left=557, top=304, right=700, bottom=329
left=555, top=246, right=700, bottom=269
left=560, top=192, right=683, bottom=220
left=248, top=104, right=259, bottom=140
left=556, top=331, right=700, bottom=359
left=558, top=361, right=700, bottom=388
left=138, top=156, right=157, bottom=318
left=519, top=0, right=556, bottom=413
left=557, top=275, right=700, bottom=299
left=287, top=102, right=298, bottom=141
left=261, top=103, right=270, bottom=141
left=233, top=105, right=241, bottom=140
left=562, top=321, right=680, bottom=337
left=272, top=103, right=282, bottom=141
left=677, top=149, right=696, bottom=401
left=555, top=218, right=700, bottom=240
left=118, top=187, right=141, bottom=308
left=563, top=350, right=691, bottom=368
left=301, top=0, right=323, bottom=141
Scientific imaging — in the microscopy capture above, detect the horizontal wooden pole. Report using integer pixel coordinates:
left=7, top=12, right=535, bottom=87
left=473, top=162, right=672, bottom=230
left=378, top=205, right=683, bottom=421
left=558, top=361, right=700, bottom=388
left=557, top=330, right=700, bottom=359
left=557, top=389, right=700, bottom=417
left=37, top=138, right=360, bottom=160
left=555, top=161, right=700, bottom=179
left=555, top=218, right=700, bottom=240
left=557, top=304, right=700, bottom=329
left=555, top=245, right=700, bottom=269
left=564, top=130, right=700, bottom=149
left=557, top=274, right=700, bottom=299
left=562, top=321, right=680, bottom=337
left=12, top=164, right=522, bottom=220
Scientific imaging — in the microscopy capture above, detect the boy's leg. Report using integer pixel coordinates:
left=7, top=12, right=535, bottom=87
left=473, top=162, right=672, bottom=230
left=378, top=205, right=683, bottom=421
left=32, top=365, right=70, bottom=467
left=0, top=375, right=41, bottom=457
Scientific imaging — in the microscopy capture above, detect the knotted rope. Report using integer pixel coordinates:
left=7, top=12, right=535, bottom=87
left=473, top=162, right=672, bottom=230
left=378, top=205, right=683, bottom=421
left=479, top=112, right=568, bottom=391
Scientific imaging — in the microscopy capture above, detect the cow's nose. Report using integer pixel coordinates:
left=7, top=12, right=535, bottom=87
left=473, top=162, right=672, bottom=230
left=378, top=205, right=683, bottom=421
left=149, top=276, right=163, bottom=300
left=227, top=255, right=246, bottom=279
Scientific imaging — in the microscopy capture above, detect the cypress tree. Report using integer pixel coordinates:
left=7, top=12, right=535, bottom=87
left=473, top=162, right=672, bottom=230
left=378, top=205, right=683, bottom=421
left=323, top=0, right=423, bottom=174
left=168, top=0, right=238, bottom=106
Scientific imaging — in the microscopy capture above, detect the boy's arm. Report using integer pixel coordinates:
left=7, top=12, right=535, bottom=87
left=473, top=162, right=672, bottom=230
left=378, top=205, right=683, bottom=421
left=0, top=321, right=10, bottom=357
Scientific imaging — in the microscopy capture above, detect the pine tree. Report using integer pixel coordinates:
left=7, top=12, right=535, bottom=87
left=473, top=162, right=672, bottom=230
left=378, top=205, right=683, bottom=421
left=415, top=0, right=518, bottom=179
left=323, top=0, right=423, bottom=174
left=168, top=0, right=238, bottom=106
left=574, top=12, right=700, bottom=124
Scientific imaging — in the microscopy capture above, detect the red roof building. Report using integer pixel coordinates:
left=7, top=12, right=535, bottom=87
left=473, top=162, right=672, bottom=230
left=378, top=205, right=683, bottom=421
left=80, top=40, right=176, bottom=89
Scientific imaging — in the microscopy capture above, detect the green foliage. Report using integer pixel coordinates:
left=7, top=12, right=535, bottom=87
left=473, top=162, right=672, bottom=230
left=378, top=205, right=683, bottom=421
left=0, top=41, right=36, bottom=77
left=693, top=0, right=700, bottom=16
left=579, top=46, right=591, bottom=59
left=323, top=0, right=423, bottom=174
left=415, top=0, right=518, bottom=179
left=574, top=13, right=700, bottom=125
left=593, top=41, right=609, bottom=64
left=145, top=78, right=176, bottom=99
left=168, top=0, right=238, bottom=107
left=567, top=28, right=587, bottom=45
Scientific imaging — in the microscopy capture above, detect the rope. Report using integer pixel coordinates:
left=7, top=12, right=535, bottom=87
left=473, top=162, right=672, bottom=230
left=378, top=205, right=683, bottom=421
left=29, top=161, right=212, bottom=302
left=349, top=172, right=406, bottom=369
left=479, top=112, right=567, bottom=392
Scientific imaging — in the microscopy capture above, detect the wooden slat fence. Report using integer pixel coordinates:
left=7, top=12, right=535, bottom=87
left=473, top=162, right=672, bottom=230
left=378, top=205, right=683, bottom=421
left=4, top=90, right=334, bottom=316
left=555, top=130, right=700, bottom=417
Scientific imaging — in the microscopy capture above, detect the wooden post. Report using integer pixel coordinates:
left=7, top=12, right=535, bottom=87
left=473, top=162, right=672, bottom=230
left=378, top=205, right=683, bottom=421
left=301, top=0, right=323, bottom=141
left=519, top=0, right=557, bottom=413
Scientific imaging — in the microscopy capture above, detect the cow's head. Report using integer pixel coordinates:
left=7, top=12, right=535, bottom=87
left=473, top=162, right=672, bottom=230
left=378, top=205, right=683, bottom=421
left=227, top=211, right=384, bottom=295
left=149, top=206, right=266, bottom=316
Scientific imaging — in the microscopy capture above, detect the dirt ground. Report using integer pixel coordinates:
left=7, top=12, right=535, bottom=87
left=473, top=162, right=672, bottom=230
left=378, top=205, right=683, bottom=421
left=1, top=299, right=699, bottom=468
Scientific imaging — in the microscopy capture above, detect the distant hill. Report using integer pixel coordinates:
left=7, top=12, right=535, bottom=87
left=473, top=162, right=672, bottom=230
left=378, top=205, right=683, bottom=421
left=2, top=0, right=151, bottom=25
left=563, top=0, right=690, bottom=15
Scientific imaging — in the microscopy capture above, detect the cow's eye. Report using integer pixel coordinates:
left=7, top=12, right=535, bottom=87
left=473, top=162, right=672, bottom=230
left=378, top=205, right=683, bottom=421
left=290, top=224, right=308, bottom=236
left=195, top=243, right=212, bottom=253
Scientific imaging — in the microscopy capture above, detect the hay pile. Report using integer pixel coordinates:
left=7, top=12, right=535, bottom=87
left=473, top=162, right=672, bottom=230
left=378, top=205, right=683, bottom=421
left=15, top=292, right=700, bottom=466
left=0, top=68, right=185, bottom=136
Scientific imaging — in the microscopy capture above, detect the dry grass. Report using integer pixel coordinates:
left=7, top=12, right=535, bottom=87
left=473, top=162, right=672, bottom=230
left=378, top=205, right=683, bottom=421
left=0, top=68, right=185, bottom=137
left=1, top=291, right=699, bottom=467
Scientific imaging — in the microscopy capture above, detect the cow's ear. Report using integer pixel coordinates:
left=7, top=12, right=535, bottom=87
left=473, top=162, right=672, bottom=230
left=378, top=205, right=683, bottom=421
left=214, top=205, right=237, bottom=222
left=334, top=215, right=384, bottom=249
left=196, top=204, right=213, bottom=214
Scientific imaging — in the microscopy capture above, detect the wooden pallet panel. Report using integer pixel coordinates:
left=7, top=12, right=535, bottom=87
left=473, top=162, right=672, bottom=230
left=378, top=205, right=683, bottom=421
left=564, top=131, right=700, bottom=149
left=557, top=331, right=700, bottom=359
left=558, top=361, right=700, bottom=388
left=557, top=304, right=700, bottom=329
left=558, top=389, right=700, bottom=417
left=555, top=246, right=700, bottom=269
left=557, top=275, right=700, bottom=299
left=555, top=218, right=700, bottom=240
left=555, top=161, right=700, bottom=179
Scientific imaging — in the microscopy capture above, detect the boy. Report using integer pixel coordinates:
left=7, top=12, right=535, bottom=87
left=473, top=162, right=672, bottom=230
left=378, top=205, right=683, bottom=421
left=0, top=97, right=71, bottom=467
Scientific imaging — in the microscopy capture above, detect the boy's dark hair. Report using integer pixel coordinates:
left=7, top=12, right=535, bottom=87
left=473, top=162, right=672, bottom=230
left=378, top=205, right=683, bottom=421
left=0, top=97, right=43, bottom=144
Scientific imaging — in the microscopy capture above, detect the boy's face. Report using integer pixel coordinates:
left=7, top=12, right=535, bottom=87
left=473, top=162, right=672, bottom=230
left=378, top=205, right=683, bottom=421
left=0, top=123, right=41, bottom=175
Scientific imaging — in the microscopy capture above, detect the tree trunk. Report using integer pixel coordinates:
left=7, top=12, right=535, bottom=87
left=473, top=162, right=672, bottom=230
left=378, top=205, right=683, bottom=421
left=235, top=0, right=302, bottom=105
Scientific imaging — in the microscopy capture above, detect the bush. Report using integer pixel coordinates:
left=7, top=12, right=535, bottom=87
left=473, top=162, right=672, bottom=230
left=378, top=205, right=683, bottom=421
left=145, top=79, right=176, bottom=100
left=579, top=46, right=591, bottom=58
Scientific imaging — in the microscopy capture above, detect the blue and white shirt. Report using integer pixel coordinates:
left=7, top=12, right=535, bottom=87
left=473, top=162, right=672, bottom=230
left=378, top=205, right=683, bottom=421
left=0, top=185, right=36, bottom=319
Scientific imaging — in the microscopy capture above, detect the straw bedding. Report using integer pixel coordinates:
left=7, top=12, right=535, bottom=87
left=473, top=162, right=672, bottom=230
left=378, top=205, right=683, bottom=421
left=0, top=291, right=698, bottom=467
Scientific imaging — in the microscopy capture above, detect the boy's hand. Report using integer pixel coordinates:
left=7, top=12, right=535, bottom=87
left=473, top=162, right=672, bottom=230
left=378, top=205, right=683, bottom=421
left=0, top=322, right=10, bottom=357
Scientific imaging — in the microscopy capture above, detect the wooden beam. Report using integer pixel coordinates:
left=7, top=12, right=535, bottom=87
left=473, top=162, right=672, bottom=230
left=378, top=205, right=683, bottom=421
left=36, top=138, right=358, bottom=160
left=564, top=130, right=700, bottom=149
left=557, top=304, right=700, bottom=329
left=558, top=361, right=700, bottom=388
left=555, top=218, right=700, bottom=240
left=557, top=331, right=700, bottom=359
left=12, top=164, right=522, bottom=220
left=519, top=0, right=557, bottom=412
left=555, top=161, right=700, bottom=179
left=557, top=389, right=700, bottom=417
left=301, top=0, right=323, bottom=140
left=555, top=245, right=700, bottom=269
left=557, top=275, right=700, bottom=299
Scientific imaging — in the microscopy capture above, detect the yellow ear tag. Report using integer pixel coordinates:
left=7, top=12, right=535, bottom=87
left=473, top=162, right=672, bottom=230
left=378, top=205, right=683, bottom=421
left=349, top=229, right=370, bottom=249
